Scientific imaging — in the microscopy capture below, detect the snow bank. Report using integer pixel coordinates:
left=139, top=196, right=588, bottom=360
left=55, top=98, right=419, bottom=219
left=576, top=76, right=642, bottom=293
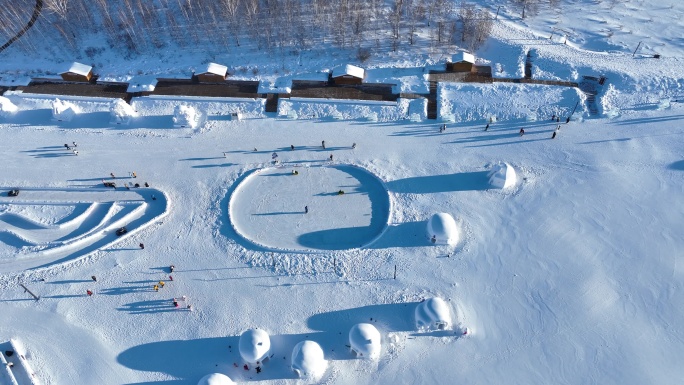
left=238, top=329, right=270, bottom=364
left=131, top=95, right=265, bottom=119
left=173, top=104, right=201, bottom=128
left=426, top=213, right=459, bottom=246
left=52, top=98, right=79, bottom=122
left=197, top=373, right=235, bottom=385
left=278, top=97, right=411, bottom=122
left=291, top=340, right=327, bottom=380
left=109, top=99, right=137, bottom=125
left=415, top=298, right=452, bottom=331
left=0, top=96, right=18, bottom=117
left=439, top=83, right=582, bottom=122
left=349, top=323, right=381, bottom=360
left=488, top=162, right=517, bottom=189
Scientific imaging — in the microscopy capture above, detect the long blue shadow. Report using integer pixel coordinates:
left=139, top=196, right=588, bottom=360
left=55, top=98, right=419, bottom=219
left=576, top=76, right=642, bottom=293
left=386, top=171, right=490, bottom=193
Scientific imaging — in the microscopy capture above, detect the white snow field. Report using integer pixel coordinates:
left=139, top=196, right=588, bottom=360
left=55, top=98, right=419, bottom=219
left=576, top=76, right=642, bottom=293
left=1, top=1, right=684, bottom=384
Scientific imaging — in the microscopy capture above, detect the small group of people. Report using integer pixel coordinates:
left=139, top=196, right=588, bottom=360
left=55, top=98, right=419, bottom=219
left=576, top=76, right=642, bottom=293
left=439, top=124, right=447, bottom=133
left=64, top=141, right=78, bottom=155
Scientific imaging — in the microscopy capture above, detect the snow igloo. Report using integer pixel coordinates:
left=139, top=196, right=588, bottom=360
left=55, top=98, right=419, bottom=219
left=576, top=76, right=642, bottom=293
left=239, top=329, right=271, bottom=364
left=415, top=297, right=452, bottom=331
left=426, top=213, right=459, bottom=245
left=110, top=99, right=137, bottom=125
left=197, top=373, right=235, bottom=385
left=349, top=323, right=381, bottom=360
left=488, top=162, right=517, bottom=189
left=52, top=98, right=80, bottom=122
left=173, top=104, right=201, bottom=128
left=291, top=340, right=327, bottom=380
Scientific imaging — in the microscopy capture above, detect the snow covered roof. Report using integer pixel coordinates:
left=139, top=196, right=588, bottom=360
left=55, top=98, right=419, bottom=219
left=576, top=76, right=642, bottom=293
left=415, top=298, right=452, bottom=331
left=332, top=64, right=365, bottom=79
left=199, top=62, right=228, bottom=76
left=62, top=62, right=92, bottom=76
left=291, top=340, right=327, bottom=380
left=126, top=76, right=158, bottom=93
left=427, top=213, right=458, bottom=245
left=197, top=373, right=235, bottom=385
left=349, top=323, right=381, bottom=359
left=239, top=329, right=271, bottom=364
left=451, top=52, right=475, bottom=64
left=488, top=162, right=517, bottom=189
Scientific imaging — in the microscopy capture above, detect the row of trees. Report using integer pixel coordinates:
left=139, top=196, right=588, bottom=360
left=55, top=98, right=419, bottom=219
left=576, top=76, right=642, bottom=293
left=2, top=0, right=500, bottom=59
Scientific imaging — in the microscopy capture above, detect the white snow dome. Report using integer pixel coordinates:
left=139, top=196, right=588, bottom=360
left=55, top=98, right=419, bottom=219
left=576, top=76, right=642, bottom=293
left=197, top=373, right=235, bottom=385
left=239, top=329, right=271, bottom=364
left=349, top=323, right=381, bottom=360
left=426, top=213, right=459, bottom=245
left=0, top=96, right=18, bottom=117
left=52, top=98, right=80, bottom=122
left=291, top=340, right=327, bottom=380
left=488, top=162, right=517, bottom=189
left=415, top=297, right=452, bottom=331
left=173, top=104, right=200, bottom=128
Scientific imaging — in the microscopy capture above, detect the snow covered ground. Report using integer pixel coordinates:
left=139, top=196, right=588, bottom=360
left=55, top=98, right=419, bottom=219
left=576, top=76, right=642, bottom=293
left=1, top=1, right=684, bottom=384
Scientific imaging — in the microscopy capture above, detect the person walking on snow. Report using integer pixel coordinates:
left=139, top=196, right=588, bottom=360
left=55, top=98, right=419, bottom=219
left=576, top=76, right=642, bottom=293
left=159, top=281, right=165, bottom=288
left=485, top=123, right=489, bottom=131
left=552, top=131, right=557, bottom=139
left=352, top=142, right=356, bottom=149
left=170, top=265, right=175, bottom=273
left=304, top=206, right=309, bottom=214
left=329, top=154, right=333, bottom=161
left=519, top=128, right=525, bottom=136
left=322, top=140, right=326, bottom=149
left=110, top=173, right=116, bottom=178
left=139, top=243, right=145, bottom=249
left=290, top=145, right=295, bottom=151
left=154, top=285, right=159, bottom=292
left=72, top=141, right=77, bottom=147
left=87, top=290, right=93, bottom=296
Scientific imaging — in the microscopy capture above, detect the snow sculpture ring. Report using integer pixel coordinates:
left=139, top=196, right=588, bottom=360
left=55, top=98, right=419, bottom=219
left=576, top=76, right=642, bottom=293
left=229, top=164, right=391, bottom=251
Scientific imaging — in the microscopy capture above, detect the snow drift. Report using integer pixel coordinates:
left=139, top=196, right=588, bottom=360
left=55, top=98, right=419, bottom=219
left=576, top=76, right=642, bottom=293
left=0, top=96, right=18, bottom=117
left=488, top=162, right=517, bottom=189
left=52, top=98, right=79, bottom=122
left=426, top=213, right=459, bottom=245
left=238, top=329, right=270, bottom=364
left=110, top=99, right=137, bottom=125
left=291, top=340, right=327, bottom=380
left=173, top=104, right=201, bottom=128
left=415, top=297, right=452, bottom=331
left=349, top=323, right=381, bottom=360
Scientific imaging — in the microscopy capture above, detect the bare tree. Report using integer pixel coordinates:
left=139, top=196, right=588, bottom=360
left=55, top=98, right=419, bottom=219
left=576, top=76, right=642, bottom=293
left=44, top=0, right=70, bottom=20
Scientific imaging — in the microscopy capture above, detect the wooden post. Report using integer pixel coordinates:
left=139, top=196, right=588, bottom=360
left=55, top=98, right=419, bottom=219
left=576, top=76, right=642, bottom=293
left=20, top=284, right=39, bottom=301
left=632, top=41, right=642, bottom=57
left=393, top=265, right=397, bottom=280
left=495, top=5, right=501, bottom=20
left=333, top=258, right=337, bottom=271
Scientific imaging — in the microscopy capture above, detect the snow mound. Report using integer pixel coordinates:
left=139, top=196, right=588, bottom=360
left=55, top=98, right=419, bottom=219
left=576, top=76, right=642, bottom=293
left=488, top=162, right=517, bottom=189
left=238, top=329, right=271, bottom=364
left=291, top=340, right=327, bottom=380
left=349, top=323, right=381, bottom=360
left=415, top=297, right=452, bottom=331
left=426, top=213, right=459, bottom=245
left=173, top=104, right=200, bottom=128
left=52, top=98, right=80, bottom=122
left=110, top=99, right=137, bottom=125
left=197, top=373, right=235, bottom=385
left=0, top=96, right=18, bottom=117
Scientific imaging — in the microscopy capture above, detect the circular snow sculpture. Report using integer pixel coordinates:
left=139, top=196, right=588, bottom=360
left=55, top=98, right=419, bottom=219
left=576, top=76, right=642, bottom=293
left=291, top=340, right=327, bottom=380
left=239, top=329, right=271, bottom=364
left=415, top=297, right=452, bottom=331
left=426, top=213, right=459, bottom=245
left=197, top=373, right=235, bottom=385
left=349, top=323, right=381, bottom=360
left=110, top=99, right=137, bottom=125
left=488, top=162, right=517, bottom=189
